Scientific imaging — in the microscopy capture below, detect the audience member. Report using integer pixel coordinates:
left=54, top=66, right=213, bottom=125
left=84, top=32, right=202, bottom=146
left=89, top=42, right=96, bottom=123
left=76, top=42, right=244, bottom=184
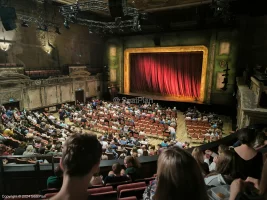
left=121, top=156, right=141, bottom=181
left=51, top=134, right=102, bottom=200
left=230, top=160, right=267, bottom=200
left=143, top=146, right=209, bottom=200
left=205, top=150, right=235, bottom=186
left=192, top=147, right=209, bottom=176
left=104, top=163, right=130, bottom=185
left=233, top=128, right=263, bottom=179
left=47, top=166, right=63, bottom=189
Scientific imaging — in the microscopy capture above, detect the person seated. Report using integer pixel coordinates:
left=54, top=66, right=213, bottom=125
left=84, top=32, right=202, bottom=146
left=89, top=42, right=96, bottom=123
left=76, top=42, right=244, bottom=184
left=104, top=163, right=130, bottom=185
left=192, top=147, right=209, bottom=176
left=160, top=139, right=168, bottom=148
left=229, top=159, right=267, bottom=200
left=105, top=145, right=118, bottom=159
left=51, top=133, right=102, bottom=200
left=205, top=150, right=235, bottom=187
left=253, top=132, right=267, bottom=150
left=233, top=128, right=263, bottom=179
left=149, top=145, right=156, bottom=156
left=47, top=166, right=63, bottom=189
left=205, top=144, right=228, bottom=171
left=143, top=146, right=209, bottom=200
left=121, top=156, right=141, bottom=181
left=14, top=142, right=26, bottom=155
left=90, top=172, right=103, bottom=186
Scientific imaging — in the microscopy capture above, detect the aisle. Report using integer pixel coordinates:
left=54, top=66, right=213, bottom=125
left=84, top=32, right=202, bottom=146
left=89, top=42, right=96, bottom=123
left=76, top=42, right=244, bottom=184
left=175, top=111, right=188, bottom=142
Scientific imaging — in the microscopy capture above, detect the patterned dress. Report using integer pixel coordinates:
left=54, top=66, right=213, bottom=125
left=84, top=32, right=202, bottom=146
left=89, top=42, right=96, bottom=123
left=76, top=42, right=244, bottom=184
left=143, top=180, right=157, bottom=200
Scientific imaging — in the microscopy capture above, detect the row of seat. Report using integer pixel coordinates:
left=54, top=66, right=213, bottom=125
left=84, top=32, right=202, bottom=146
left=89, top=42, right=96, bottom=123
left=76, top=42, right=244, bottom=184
left=44, top=182, right=147, bottom=200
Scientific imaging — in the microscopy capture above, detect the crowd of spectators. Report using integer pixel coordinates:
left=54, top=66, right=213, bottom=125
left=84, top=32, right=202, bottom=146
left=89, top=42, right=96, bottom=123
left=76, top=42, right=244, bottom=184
left=185, top=107, right=225, bottom=143
left=49, top=127, right=267, bottom=200
left=1, top=100, right=267, bottom=200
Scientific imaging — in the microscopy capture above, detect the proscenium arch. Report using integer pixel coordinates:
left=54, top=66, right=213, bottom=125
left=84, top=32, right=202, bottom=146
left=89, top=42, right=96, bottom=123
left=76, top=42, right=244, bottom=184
left=124, top=46, right=208, bottom=103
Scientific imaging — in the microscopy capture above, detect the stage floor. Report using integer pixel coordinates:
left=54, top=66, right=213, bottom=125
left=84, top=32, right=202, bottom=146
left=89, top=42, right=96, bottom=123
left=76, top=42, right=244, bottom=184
left=118, top=93, right=204, bottom=104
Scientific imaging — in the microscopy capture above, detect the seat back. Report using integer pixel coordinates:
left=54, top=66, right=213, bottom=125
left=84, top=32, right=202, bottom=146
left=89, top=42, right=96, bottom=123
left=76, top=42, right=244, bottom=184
left=119, top=197, right=137, bottom=200
left=119, top=187, right=146, bottom=199
left=117, top=182, right=146, bottom=193
left=45, top=192, right=57, bottom=198
left=89, top=191, right=117, bottom=200
left=88, top=186, right=113, bottom=194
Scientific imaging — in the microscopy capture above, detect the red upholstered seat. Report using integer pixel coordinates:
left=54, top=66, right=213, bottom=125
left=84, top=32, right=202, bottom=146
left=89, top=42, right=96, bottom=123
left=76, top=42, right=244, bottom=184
left=89, top=191, right=117, bottom=200
left=45, top=192, right=57, bottom=198
left=119, top=196, right=137, bottom=200
left=119, top=187, right=146, bottom=199
left=117, top=182, right=146, bottom=193
left=88, top=186, right=113, bottom=194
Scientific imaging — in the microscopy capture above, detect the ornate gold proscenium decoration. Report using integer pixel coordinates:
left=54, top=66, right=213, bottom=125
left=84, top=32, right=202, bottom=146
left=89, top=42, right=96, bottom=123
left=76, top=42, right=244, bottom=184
left=124, top=46, right=208, bottom=103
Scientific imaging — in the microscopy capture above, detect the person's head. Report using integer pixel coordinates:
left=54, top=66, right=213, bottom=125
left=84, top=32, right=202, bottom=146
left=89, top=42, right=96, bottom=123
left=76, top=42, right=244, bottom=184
left=0, top=144, right=6, bottom=155
left=143, top=150, right=149, bottom=156
left=55, top=165, right=63, bottom=177
left=132, top=147, right=138, bottom=153
left=237, top=128, right=256, bottom=146
left=112, top=163, right=122, bottom=175
left=253, top=132, right=266, bottom=149
left=215, top=150, right=234, bottom=176
left=124, top=156, right=141, bottom=169
left=218, top=144, right=229, bottom=155
left=192, top=147, right=204, bottom=164
left=26, top=145, right=34, bottom=153
left=154, top=146, right=208, bottom=200
left=61, top=133, right=102, bottom=178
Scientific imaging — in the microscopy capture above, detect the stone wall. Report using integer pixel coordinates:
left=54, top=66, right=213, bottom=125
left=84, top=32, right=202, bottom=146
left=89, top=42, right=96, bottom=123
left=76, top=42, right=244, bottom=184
left=0, top=73, right=101, bottom=110
left=236, top=77, right=267, bottom=128
left=0, top=0, right=105, bottom=71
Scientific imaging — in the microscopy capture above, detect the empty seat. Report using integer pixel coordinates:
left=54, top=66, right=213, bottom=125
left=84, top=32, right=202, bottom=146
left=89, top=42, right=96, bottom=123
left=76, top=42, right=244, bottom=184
left=88, top=186, right=113, bottom=194
left=117, top=182, right=146, bottom=199
left=119, top=196, right=137, bottom=200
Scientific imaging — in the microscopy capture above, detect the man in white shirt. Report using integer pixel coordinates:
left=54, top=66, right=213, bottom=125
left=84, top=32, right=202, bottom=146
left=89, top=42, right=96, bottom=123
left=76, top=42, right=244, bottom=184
left=101, top=139, right=108, bottom=149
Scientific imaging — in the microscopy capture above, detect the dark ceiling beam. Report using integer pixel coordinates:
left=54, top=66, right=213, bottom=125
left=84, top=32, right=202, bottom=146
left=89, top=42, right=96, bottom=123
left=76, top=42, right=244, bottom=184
left=144, top=0, right=212, bottom=12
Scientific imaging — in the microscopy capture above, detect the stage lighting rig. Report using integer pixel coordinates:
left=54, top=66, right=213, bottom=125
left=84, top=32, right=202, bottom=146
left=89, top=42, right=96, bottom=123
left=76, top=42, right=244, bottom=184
left=59, top=0, right=144, bottom=34
left=211, top=0, right=232, bottom=22
left=17, top=14, right=61, bottom=32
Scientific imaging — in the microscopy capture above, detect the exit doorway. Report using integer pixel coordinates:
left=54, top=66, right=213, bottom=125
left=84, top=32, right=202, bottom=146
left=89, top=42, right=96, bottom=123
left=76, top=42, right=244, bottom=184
left=3, top=101, right=20, bottom=110
left=75, top=90, right=84, bottom=104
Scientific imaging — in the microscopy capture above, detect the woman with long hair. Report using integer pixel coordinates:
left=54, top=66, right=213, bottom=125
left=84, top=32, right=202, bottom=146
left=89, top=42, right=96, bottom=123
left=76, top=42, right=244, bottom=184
left=143, top=146, right=209, bottom=200
left=205, top=150, right=235, bottom=186
left=192, top=147, right=209, bottom=176
left=121, top=156, right=141, bottom=181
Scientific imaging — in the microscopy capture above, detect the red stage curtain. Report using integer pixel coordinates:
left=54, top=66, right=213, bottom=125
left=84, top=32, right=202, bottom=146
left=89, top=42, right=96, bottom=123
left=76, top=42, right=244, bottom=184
left=130, top=52, right=203, bottom=98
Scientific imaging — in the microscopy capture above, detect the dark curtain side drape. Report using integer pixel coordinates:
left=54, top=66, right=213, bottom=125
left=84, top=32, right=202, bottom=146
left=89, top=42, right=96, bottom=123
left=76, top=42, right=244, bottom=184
left=130, top=52, right=203, bottom=98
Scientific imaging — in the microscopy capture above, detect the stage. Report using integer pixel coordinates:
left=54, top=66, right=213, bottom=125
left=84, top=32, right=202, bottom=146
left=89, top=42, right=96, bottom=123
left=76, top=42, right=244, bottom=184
left=118, top=92, right=203, bottom=104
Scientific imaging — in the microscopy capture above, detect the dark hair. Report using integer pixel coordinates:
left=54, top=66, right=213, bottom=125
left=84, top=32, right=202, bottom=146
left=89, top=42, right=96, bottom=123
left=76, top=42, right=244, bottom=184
left=154, top=147, right=209, bottom=200
left=112, top=163, right=122, bottom=175
left=55, top=166, right=63, bottom=177
left=143, top=150, right=149, bottom=156
left=260, top=160, right=267, bottom=196
left=237, top=128, right=256, bottom=146
left=125, top=156, right=141, bottom=168
left=61, top=134, right=102, bottom=177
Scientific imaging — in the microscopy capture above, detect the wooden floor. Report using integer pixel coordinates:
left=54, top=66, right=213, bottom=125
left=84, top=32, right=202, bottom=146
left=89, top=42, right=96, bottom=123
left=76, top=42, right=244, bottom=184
left=56, top=110, right=233, bottom=148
